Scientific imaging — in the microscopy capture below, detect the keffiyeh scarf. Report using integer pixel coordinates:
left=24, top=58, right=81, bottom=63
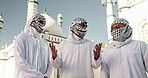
left=70, top=17, right=87, bottom=39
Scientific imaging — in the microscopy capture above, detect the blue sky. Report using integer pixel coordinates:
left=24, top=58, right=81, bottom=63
left=0, top=0, right=110, bottom=48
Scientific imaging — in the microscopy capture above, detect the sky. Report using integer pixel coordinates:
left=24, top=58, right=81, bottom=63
left=0, top=0, right=111, bottom=48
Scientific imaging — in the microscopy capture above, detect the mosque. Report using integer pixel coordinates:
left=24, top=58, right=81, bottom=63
left=0, top=0, right=148, bottom=78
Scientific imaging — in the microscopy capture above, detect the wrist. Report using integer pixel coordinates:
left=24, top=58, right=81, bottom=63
left=52, top=56, right=56, bottom=60
left=94, top=54, right=100, bottom=60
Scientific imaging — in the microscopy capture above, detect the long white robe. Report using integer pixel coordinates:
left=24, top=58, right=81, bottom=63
left=101, top=40, right=148, bottom=78
left=51, top=32, right=102, bottom=78
left=14, top=33, right=52, bottom=78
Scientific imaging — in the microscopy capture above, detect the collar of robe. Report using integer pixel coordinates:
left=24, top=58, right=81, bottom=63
left=27, top=26, right=41, bottom=38
left=107, top=36, right=132, bottom=49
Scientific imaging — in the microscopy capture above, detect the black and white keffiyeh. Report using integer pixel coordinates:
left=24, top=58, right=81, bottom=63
left=25, top=14, right=46, bottom=38
left=111, top=18, right=129, bottom=27
left=30, top=14, right=46, bottom=33
left=111, top=18, right=132, bottom=42
left=70, top=18, right=87, bottom=39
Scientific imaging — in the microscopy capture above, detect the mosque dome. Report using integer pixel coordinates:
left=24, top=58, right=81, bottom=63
left=41, top=9, right=62, bottom=36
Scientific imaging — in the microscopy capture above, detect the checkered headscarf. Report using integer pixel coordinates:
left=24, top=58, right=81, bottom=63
left=111, top=18, right=132, bottom=42
left=30, top=14, right=46, bottom=33
left=111, top=18, right=129, bottom=27
left=70, top=18, right=87, bottom=39
left=71, top=18, right=87, bottom=26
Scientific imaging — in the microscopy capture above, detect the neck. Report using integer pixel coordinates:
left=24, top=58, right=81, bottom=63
left=30, top=27, right=40, bottom=38
left=71, top=30, right=83, bottom=40
left=67, top=31, right=85, bottom=44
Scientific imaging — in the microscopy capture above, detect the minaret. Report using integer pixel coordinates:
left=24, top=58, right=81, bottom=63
left=0, top=13, right=4, bottom=36
left=57, top=13, right=63, bottom=27
left=24, top=0, right=38, bottom=32
left=102, top=0, right=117, bottom=42
left=117, top=0, right=130, bottom=21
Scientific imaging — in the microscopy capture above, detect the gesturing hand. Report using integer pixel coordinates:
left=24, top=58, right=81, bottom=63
left=49, top=42, right=58, bottom=60
left=93, top=43, right=102, bottom=60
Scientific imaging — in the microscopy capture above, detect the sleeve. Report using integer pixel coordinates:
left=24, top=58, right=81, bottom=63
left=92, top=54, right=102, bottom=69
left=51, top=55, right=62, bottom=68
left=91, top=44, right=102, bottom=69
left=44, top=47, right=53, bottom=77
left=14, top=34, right=44, bottom=78
left=141, top=42, right=148, bottom=72
left=100, top=54, right=110, bottom=78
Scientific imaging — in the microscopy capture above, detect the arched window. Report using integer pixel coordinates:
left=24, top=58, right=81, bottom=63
left=141, top=24, right=148, bottom=42
left=138, top=19, right=148, bottom=43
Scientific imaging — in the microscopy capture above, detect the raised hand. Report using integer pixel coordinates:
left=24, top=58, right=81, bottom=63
left=49, top=42, right=58, bottom=60
left=93, top=43, right=102, bottom=60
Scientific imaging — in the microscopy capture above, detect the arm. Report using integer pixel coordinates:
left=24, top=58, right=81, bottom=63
left=141, top=42, right=148, bottom=72
left=92, top=43, right=102, bottom=69
left=92, top=53, right=102, bottom=69
left=49, top=42, right=62, bottom=68
left=14, top=34, right=44, bottom=78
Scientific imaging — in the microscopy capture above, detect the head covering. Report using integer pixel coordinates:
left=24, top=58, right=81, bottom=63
left=70, top=17, right=87, bottom=39
left=25, top=14, right=46, bottom=37
left=111, top=18, right=129, bottom=27
left=111, top=18, right=132, bottom=42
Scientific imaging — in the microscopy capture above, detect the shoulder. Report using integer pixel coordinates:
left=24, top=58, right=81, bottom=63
left=59, top=40, right=67, bottom=45
left=41, top=38, right=48, bottom=43
left=131, top=40, right=147, bottom=49
left=84, top=39, right=92, bottom=43
left=56, top=40, right=67, bottom=50
left=15, top=33, right=30, bottom=45
left=131, top=40, right=147, bottom=46
left=82, top=39, right=95, bottom=48
left=16, top=33, right=28, bottom=41
left=85, top=39, right=94, bottom=44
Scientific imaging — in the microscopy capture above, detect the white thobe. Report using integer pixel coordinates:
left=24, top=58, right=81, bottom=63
left=101, top=40, right=148, bottom=78
left=14, top=33, right=52, bottom=78
left=51, top=38, right=102, bottom=78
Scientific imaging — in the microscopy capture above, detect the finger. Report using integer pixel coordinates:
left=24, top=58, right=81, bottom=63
left=50, top=43, right=56, bottom=53
left=52, top=44, right=57, bottom=53
left=50, top=42, right=53, bottom=48
left=93, top=50, right=96, bottom=53
left=97, top=43, right=102, bottom=49
left=51, top=45, right=54, bottom=51
left=52, top=42, right=54, bottom=47
left=51, top=42, right=55, bottom=50
left=95, top=44, right=99, bottom=51
left=93, top=50, right=98, bottom=54
left=49, top=43, right=52, bottom=48
left=53, top=45, right=56, bottom=51
left=50, top=42, right=53, bottom=47
left=55, top=50, right=58, bottom=55
left=98, top=43, right=102, bottom=47
left=93, top=50, right=98, bottom=56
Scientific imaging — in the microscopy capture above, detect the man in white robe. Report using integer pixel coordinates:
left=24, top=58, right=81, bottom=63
left=14, top=14, right=52, bottom=78
left=101, top=18, right=148, bottom=78
left=49, top=18, right=102, bottom=78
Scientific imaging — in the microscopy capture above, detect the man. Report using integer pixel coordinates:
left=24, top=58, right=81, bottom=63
left=49, top=18, right=102, bottom=78
left=101, top=18, right=148, bottom=78
left=14, top=14, right=52, bottom=78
